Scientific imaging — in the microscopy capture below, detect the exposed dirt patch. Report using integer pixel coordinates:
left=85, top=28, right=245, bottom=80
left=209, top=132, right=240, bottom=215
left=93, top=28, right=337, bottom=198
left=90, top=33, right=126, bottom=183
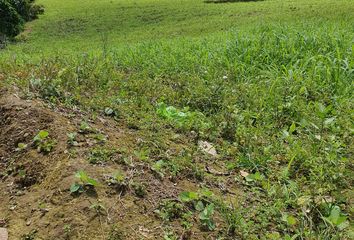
left=0, top=89, right=240, bottom=239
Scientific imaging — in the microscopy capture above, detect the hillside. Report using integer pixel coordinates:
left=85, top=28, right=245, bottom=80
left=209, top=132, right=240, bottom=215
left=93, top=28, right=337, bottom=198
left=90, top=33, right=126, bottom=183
left=0, top=0, right=353, bottom=239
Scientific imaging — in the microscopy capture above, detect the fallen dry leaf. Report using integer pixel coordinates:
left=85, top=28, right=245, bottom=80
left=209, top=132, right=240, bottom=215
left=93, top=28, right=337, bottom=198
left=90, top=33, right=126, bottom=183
left=240, top=170, right=249, bottom=178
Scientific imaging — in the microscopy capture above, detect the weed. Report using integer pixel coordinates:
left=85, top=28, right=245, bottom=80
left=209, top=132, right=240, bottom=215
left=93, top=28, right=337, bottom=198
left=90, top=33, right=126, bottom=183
left=70, top=170, right=98, bottom=194
left=179, top=190, right=217, bottom=231
left=90, top=201, right=107, bottom=216
left=66, top=132, right=78, bottom=146
left=151, top=160, right=165, bottom=178
left=199, top=203, right=216, bottom=231
left=131, top=182, right=147, bottom=198
left=156, top=102, right=210, bottom=133
left=105, top=171, right=129, bottom=193
left=79, top=121, right=95, bottom=134
left=15, top=143, right=27, bottom=151
left=63, top=224, right=72, bottom=239
left=93, top=133, right=107, bottom=143
left=33, top=130, right=55, bottom=153
left=155, top=200, right=184, bottom=222
left=88, top=147, right=115, bottom=164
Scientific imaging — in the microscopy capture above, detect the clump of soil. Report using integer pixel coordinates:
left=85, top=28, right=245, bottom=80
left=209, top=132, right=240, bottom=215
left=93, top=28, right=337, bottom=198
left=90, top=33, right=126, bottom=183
left=0, top=89, right=229, bottom=239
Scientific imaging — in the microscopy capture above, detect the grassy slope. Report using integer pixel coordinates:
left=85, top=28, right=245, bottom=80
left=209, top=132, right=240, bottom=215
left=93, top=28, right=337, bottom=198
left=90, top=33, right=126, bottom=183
left=1, top=0, right=354, bottom=56
left=0, top=0, right=353, bottom=239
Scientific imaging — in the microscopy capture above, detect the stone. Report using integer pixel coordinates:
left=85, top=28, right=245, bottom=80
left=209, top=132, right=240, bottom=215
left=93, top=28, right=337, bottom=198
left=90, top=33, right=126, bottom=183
left=0, top=228, right=8, bottom=240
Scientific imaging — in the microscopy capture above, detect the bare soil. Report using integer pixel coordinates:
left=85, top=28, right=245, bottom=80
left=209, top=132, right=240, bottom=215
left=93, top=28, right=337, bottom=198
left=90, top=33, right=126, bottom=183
left=0, top=89, right=239, bottom=239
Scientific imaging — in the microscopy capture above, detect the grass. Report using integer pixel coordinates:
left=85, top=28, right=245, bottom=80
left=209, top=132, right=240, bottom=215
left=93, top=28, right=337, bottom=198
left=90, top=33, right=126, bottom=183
left=1, top=0, right=354, bottom=57
left=1, top=0, right=353, bottom=239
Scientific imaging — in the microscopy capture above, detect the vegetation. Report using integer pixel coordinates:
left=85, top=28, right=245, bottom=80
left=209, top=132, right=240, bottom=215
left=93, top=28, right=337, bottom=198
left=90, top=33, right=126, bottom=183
left=0, top=0, right=43, bottom=45
left=0, top=0, right=353, bottom=239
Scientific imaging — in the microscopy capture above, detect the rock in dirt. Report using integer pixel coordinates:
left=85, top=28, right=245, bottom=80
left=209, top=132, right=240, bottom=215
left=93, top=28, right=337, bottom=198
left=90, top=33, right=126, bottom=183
left=198, top=141, right=218, bottom=156
left=0, top=228, right=8, bottom=240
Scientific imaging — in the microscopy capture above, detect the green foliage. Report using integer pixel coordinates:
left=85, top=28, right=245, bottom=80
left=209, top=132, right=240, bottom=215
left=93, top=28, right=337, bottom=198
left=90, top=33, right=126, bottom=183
left=70, top=170, right=98, bottom=194
left=88, top=147, right=115, bottom=164
left=179, top=190, right=216, bottom=230
left=16, top=142, right=27, bottom=151
left=0, top=0, right=43, bottom=41
left=151, top=160, right=165, bottom=178
left=156, top=102, right=210, bottom=133
left=0, top=0, right=353, bottom=238
left=10, top=0, right=44, bottom=22
left=323, top=205, right=348, bottom=230
left=131, top=182, right=147, bottom=198
left=33, top=130, right=55, bottom=153
left=105, top=171, right=128, bottom=193
left=90, top=201, right=107, bottom=215
left=198, top=203, right=216, bottom=231
left=155, top=200, right=184, bottom=221
left=79, top=121, right=94, bottom=133
left=0, top=0, right=23, bottom=39
left=179, top=191, right=199, bottom=202
left=66, top=132, right=78, bottom=146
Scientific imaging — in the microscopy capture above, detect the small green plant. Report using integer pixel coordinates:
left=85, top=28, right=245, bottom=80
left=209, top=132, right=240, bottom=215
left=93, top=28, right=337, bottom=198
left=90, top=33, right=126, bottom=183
left=108, top=225, right=124, bottom=240
left=21, top=229, right=37, bottom=240
left=163, top=230, right=178, bottom=240
left=131, top=182, right=147, bottom=198
left=111, top=171, right=125, bottom=184
left=323, top=205, right=348, bottom=230
left=79, top=121, right=95, bottom=133
left=181, top=211, right=193, bottom=230
left=179, top=190, right=216, bottom=231
left=88, top=147, right=115, bottom=164
left=156, top=102, right=210, bottom=132
left=179, top=191, right=199, bottom=202
left=244, top=172, right=265, bottom=182
left=70, top=170, right=98, bottom=194
left=33, top=130, right=55, bottom=153
left=155, top=200, right=184, bottom=221
left=93, top=133, right=107, bottom=143
left=104, top=107, right=117, bottom=117
left=133, top=148, right=150, bottom=161
left=199, top=203, right=216, bottom=231
left=90, top=201, right=107, bottom=215
left=106, top=171, right=128, bottom=193
left=15, top=142, right=27, bottom=151
left=151, top=160, right=165, bottom=178
left=63, top=224, right=72, bottom=239
left=67, top=132, right=78, bottom=146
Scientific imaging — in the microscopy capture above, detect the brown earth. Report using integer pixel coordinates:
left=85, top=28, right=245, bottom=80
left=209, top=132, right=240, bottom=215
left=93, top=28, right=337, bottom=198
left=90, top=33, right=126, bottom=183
left=0, top=89, right=240, bottom=239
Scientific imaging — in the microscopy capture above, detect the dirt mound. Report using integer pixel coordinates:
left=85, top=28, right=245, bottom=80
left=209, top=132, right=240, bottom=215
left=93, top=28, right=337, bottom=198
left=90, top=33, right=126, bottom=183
left=0, top=90, right=221, bottom=239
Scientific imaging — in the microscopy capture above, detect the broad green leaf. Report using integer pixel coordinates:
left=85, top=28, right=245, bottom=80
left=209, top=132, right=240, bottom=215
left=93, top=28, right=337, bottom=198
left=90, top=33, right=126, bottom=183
left=34, top=130, right=49, bottom=141
left=86, top=178, right=98, bottom=186
left=289, top=122, right=296, bottom=134
left=70, top=183, right=81, bottom=193
left=179, top=191, right=198, bottom=202
left=195, top=201, right=204, bottom=211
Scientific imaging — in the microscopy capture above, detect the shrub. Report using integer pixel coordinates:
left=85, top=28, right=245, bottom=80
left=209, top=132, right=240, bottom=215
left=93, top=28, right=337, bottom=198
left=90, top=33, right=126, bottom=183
left=0, top=0, right=43, bottom=44
left=10, top=0, right=44, bottom=22
left=0, top=0, right=23, bottom=40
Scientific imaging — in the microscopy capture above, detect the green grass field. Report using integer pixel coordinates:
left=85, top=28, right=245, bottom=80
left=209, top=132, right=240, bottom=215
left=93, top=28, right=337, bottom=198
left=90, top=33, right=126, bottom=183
left=0, top=0, right=353, bottom=239
left=1, top=0, right=354, bottom=57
